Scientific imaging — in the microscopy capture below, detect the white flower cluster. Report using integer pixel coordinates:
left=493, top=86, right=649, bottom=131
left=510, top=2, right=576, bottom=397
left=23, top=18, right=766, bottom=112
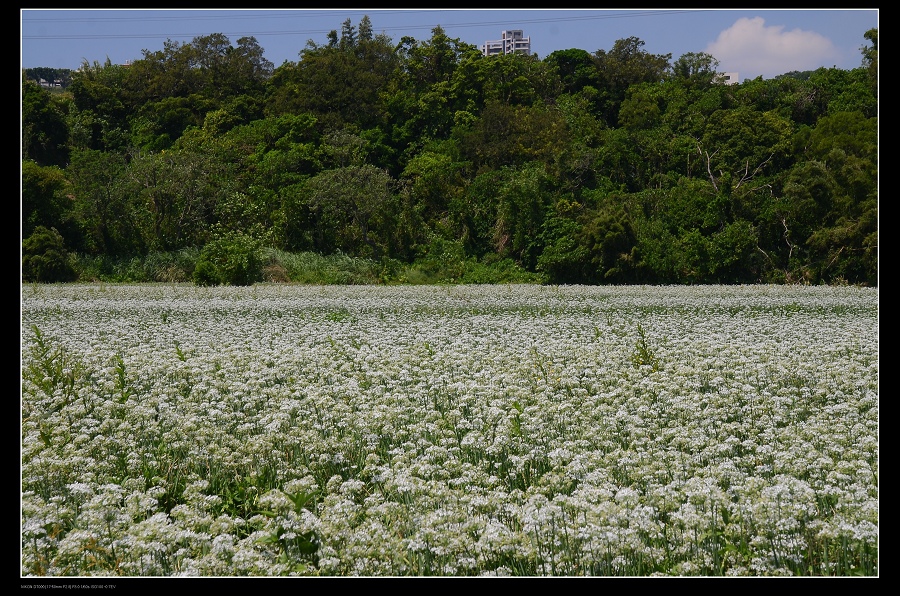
left=21, top=283, right=878, bottom=576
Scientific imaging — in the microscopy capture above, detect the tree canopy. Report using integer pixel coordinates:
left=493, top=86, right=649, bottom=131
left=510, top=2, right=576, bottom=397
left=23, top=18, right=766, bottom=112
left=21, top=18, right=878, bottom=286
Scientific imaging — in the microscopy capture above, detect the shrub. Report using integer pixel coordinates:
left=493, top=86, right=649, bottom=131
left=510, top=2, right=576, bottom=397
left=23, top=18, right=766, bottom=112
left=22, top=226, right=77, bottom=283
left=192, top=231, right=262, bottom=286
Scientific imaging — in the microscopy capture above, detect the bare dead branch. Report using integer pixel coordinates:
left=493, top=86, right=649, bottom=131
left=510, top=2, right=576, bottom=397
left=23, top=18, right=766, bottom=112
left=697, top=142, right=719, bottom=192
left=735, top=153, right=774, bottom=190
left=756, top=245, right=775, bottom=265
left=781, top=217, right=793, bottom=260
left=826, top=246, right=845, bottom=269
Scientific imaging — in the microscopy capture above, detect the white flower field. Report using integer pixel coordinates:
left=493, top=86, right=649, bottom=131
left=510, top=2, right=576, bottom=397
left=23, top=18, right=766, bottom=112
left=21, top=283, right=878, bottom=576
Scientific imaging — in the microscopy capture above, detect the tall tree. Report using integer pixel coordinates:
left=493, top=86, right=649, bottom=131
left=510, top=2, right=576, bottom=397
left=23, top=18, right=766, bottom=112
left=66, top=58, right=131, bottom=151
left=861, top=28, right=877, bottom=95
left=672, top=52, right=720, bottom=88
left=340, top=18, right=357, bottom=49
left=117, top=150, right=229, bottom=252
left=544, top=48, right=602, bottom=95
left=358, top=15, right=374, bottom=42
left=22, top=160, right=74, bottom=242
left=22, top=77, right=69, bottom=167
left=592, top=36, right=672, bottom=126
left=267, top=21, right=398, bottom=129
left=386, top=27, right=479, bottom=158
left=304, top=164, right=398, bottom=258
left=66, top=149, right=137, bottom=255
left=123, top=39, right=199, bottom=105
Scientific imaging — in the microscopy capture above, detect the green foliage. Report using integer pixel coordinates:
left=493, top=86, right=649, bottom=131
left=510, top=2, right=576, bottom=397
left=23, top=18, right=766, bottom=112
left=619, top=87, right=662, bottom=130
left=67, top=59, right=130, bottom=152
left=260, top=248, right=386, bottom=284
left=131, top=94, right=217, bottom=152
left=22, top=77, right=70, bottom=167
left=489, top=162, right=555, bottom=269
left=267, top=23, right=399, bottom=129
left=21, top=23, right=877, bottom=287
left=22, top=160, right=75, bottom=242
left=459, top=101, right=570, bottom=173
left=544, top=48, right=602, bottom=96
left=193, top=231, right=262, bottom=286
left=72, top=248, right=200, bottom=283
left=862, top=28, right=877, bottom=95
left=23, top=325, right=84, bottom=403
left=672, top=52, right=720, bottom=87
left=630, top=323, right=660, bottom=371
left=393, top=235, right=543, bottom=284
left=537, top=210, right=594, bottom=284
left=22, top=226, right=77, bottom=283
left=65, top=149, right=136, bottom=255
left=579, top=199, right=638, bottom=283
left=305, top=162, right=399, bottom=259
left=120, top=150, right=229, bottom=253
left=592, top=36, right=673, bottom=126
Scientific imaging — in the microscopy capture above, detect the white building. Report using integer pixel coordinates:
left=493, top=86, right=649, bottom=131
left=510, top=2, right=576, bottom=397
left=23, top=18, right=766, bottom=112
left=717, top=72, right=740, bottom=85
left=482, top=30, right=531, bottom=57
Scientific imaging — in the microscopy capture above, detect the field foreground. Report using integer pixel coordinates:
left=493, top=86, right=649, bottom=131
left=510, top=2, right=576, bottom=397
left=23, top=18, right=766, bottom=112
left=21, top=283, right=879, bottom=576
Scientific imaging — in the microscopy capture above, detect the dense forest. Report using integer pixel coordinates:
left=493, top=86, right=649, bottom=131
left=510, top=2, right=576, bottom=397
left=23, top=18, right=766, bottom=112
left=21, top=17, right=878, bottom=286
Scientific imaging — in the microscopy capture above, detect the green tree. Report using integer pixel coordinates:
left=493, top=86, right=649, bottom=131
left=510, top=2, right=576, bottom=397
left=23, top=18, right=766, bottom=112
left=177, top=112, right=322, bottom=251
left=22, top=77, right=69, bottom=167
left=119, top=150, right=230, bottom=252
left=698, top=106, right=794, bottom=196
left=66, top=58, right=131, bottom=151
left=66, top=149, right=139, bottom=255
left=473, top=52, right=562, bottom=108
left=458, top=100, right=569, bottom=174
left=593, top=127, right=645, bottom=192
left=304, top=164, right=399, bottom=259
left=544, top=48, right=602, bottom=95
left=787, top=111, right=877, bottom=284
left=550, top=92, right=608, bottom=194
left=861, top=28, right=877, bottom=95
left=618, top=86, right=662, bottom=131
left=189, top=33, right=273, bottom=100
left=358, top=15, right=374, bottom=42
left=22, top=226, right=77, bottom=283
left=22, top=160, right=74, bottom=242
left=401, top=146, right=467, bottom=235
left=197, top=94, right=265, bottom=137
left=122, top=39, right=200, bottom=106
left=578, top=198, right=638, bottom=283
left=672, top=52, right=720, bottom=88
left=769, top=160, right=837, bottom=281
left=489, top=162, right=555, bottom=268
left=131, top=94, right=217, bottom=152
left=385, top=27, right=480, bottom=161
left=592, top=37, right=672, bottom=126
left=267, top=18, right=398, bottom=129
left=340, top=18, right=357, bottom=49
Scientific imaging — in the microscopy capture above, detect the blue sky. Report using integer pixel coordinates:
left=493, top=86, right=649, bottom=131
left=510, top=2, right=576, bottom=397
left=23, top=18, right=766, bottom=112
left=21, top=9, right=878, bottom=82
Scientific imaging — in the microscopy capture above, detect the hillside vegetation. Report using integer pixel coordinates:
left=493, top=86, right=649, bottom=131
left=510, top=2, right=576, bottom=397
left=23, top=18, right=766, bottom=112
left=22, top=19, right=878, bottom=286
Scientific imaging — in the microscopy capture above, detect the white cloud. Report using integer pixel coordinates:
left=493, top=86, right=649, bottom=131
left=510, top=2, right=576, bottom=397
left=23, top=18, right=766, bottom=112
left=706, top=16, right=840, bottom=79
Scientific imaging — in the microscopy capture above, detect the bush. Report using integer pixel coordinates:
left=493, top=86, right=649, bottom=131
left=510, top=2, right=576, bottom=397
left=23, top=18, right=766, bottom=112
left=259, top=248, right=384, bottom=285
left=193, top=231, right=262, bottom=286
left=22, top=226, right=77, bottom=283
left=73, top=248, right=201, bottom=283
